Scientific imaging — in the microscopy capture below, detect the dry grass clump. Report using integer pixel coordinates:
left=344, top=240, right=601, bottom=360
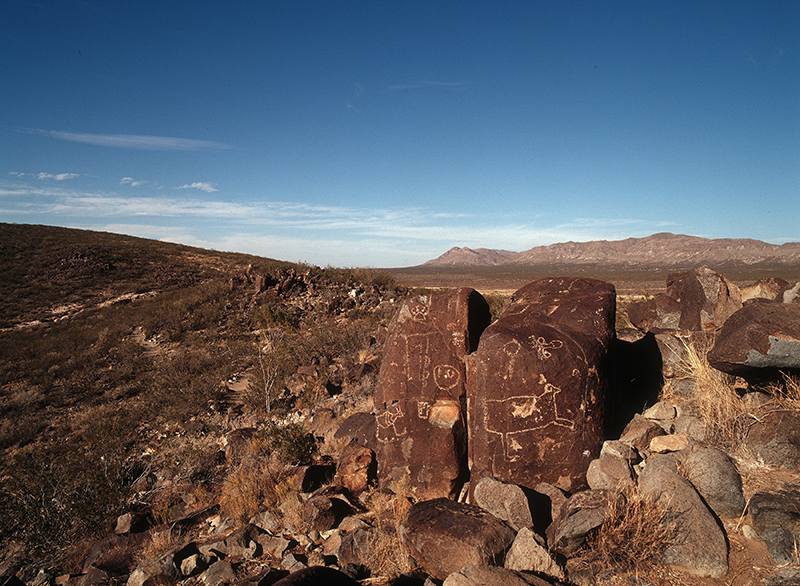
left=661, top=337, right=749, bottom=449
left=219, top=437, right=287, bottom=524
left=362, top=477, right=416, bottom=580
left=575, top=483, right=675, bottom=575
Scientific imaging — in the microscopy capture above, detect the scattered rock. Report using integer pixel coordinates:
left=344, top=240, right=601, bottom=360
left=546, top=489, right=619, bottom=556
left=683, top=447, right=745, bottom=519
left=649, top=433, right=689, bottom=453
left=586, top=454, right=633, bottom=491
left=473, top=476, right=534, bottom=531
left=334, top=444, right=376, bottom=495
left=443, top=564, right=564, bottom=586
left=270, top=566, right=361, bottom=585
left=749, top=488, right=800, bottom=565
left=744, top=409, right=800, bottom=470
left=504, top=526, right=565, bottom=579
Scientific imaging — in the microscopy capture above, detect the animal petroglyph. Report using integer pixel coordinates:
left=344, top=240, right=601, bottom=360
left=485, top=382, right=575, bottom=462
left=376, top=403, right=406, bottom=440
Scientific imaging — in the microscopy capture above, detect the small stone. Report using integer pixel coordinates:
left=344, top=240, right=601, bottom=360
left=649, top=433, right=689, bottom=453
left=643, top=401, right=677, bottom=421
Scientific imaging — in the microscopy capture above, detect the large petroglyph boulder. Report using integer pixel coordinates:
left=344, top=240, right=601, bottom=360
left=468, top=277, right=615, bottom=494
left=374, top=288, right=491, bottom=500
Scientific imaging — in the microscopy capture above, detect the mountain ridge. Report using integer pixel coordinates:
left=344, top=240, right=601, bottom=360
left=422, top=233, right=800, bottom=268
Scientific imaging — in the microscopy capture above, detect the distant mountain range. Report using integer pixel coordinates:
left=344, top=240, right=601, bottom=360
left=422, top=233, right=800, bottom=268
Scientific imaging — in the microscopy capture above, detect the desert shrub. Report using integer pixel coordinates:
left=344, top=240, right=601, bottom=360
left=261, top=422, right=317, bottom=466
left=574, top=484, right=675, bottom=574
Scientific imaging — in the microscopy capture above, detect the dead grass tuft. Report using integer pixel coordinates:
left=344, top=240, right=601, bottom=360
left=574, top=483, right=675, bottom=575
left=362, top=476, right=416, bottom=580
left=661, top=337, right=749, bottom=450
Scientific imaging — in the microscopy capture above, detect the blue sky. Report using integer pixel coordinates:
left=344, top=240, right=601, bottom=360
left=1, top=1, right=797, bottom=267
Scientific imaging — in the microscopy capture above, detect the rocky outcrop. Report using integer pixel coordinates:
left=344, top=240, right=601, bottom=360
left=469, top=277, right=615, bottom=494
left=638, top=454, right=729, bottom=578
left=628, top=267, right=742, bottom=332
left=707, top=300, right=800, bottom=381
left=373, top=288, right=491, bottom=500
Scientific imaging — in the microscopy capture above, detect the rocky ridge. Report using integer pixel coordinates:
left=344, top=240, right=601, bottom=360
left=424, top=233, right=800, bottom=269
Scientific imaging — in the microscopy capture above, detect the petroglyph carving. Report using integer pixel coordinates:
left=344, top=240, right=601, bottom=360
left=434, top=364, right=460, bottom=391
left=376, top=403, right=406, bottom=440
left=486, top=383, right=575, bottom=462
left=417, top=400, right=431, bottom=419
left=529, top=336, right=564, bottom=360
left=409, top=301, right=430, bottom=322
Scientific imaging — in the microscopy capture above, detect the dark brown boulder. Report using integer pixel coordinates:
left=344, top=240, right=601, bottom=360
left=628, top=267, right=741, bottom=333
left=666, top=267, right=742, bottom=331
left=707, top=301, right=800, bottom=382
left=628, top=294, right=681, bottom=332
left=468, top=277, right=615, bottom=493
left=374, top=288, right=491, bottom=500
left=334, top=444, right=376, bottom=495
left=402, top=498, right=516, bottom=581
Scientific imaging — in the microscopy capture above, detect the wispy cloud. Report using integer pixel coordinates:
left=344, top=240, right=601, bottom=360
left=177, top=182, right=217, bottom=193
left=0, top=177, right=685, bottom=266
left=387, top=80, right=468, bottom=91
left=37, top=172, right=80, bottom=181
left=17, top=128, right=232, bottom=151
left=120, top=177, right=144, bottom=187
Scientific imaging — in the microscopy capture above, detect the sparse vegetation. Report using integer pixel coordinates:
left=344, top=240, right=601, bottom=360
left=0, top=224, right=406, bottom=575
left=3, top=224, right=800, bottom=583
left=573, top=483, right=675, bottom=575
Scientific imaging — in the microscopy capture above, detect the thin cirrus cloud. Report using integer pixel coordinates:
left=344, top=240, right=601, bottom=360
left=176, top=182, right=218, bottom=193
left=387, top=80, right=469, bottom=91
left=18, top=128, right=232, bottom=151
left=37, top=172, right=80, bottom=181
left=120, top=177, right=144, bottom=187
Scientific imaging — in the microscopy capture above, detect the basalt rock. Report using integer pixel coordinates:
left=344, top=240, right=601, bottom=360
left=707, top=300, right=800, bottom=382
left=628, top=266, right=742, bottom=332
left=402, top=498, right=516, bottom=581
left=374, top=288, right=491, bottom=499
left=468, top=277, right=615, bottom=494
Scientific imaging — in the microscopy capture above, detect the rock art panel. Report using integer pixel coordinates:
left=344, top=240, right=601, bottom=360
left=468, top=277, right=615, bottom=494
left=374, top=288, right=491, bottom=500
